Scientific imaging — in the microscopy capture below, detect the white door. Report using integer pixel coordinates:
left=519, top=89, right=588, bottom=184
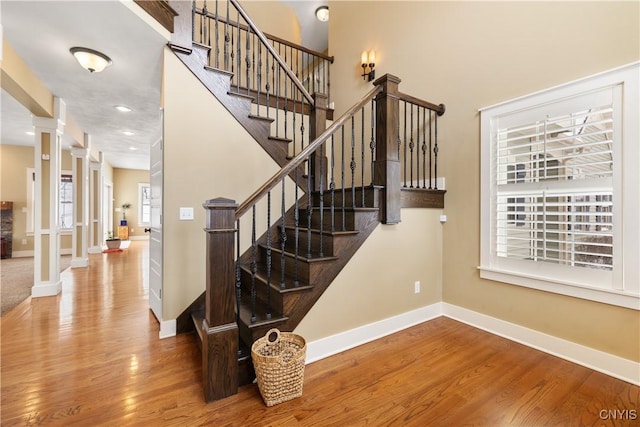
left=149, top=111, right=163, bottom=321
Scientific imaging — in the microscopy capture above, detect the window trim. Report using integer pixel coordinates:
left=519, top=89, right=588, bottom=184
left=479, top=62, right=639, bottom=310
left=138, top=182, right=151, bottom=226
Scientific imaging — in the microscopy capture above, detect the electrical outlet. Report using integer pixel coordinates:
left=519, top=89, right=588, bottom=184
left=414, top=281, right=421, bottom=294
left=130, top=228, right=134, bottom=233
left=22, top=239, right=27, bottom=245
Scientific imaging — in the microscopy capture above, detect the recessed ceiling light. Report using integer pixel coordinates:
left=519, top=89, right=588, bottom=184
left=26, top=131, right=35, bottom=136
left=115, top=105, right=132, bottom=112
left=122, top=131, right=135, bottom=136
left=129, top=146, right=138, bottom=151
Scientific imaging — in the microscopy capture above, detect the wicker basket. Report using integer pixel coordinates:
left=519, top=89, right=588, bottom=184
left=251, top=328, right=306, bottom=407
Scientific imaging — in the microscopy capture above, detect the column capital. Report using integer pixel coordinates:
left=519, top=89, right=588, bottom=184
left=33, top=116, right=64, bottom=133
left=71, top=146, right=89, bottom=157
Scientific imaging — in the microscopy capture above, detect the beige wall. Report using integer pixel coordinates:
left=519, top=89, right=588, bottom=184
left=112, top=168, right=150, bottom=238
left=296, top=208, right=443, bottom=342
left=329, top=1, right=639, bottom=361
left=241, top=1, right=301, bottom=46
left=162, top=47, right=297, bottom=320
left=0, top=144, right=73, bottom=253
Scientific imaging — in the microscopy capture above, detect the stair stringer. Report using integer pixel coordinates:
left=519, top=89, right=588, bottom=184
left=169, top=42, right=308, bottom=188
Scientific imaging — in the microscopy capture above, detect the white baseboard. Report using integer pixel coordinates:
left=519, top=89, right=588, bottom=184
left=88, top=246, right=102, bottom=254
left=129, top=236, right=149, bottom=241
left=31, top=280, right=62, bottom=297
left=11, top=250, right=34, bottom=258
left=70, top=257, right=89, bottom=268
left=9, top=249, right=73, bottom=258
left=159, top=319, right=177, bottom=339
left=304, top=303, right=442, bottom=364
left=441, top=303, right=640, bottom=386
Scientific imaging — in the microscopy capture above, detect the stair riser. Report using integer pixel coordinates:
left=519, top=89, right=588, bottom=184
left=300, top=209, right=378, bottom=231
left=256, top=247, right=337, bottom=284
left=312, top=188, right=380, bottom=209
left=282, top=228, right=335, bottom=257
left=239, top=268, right=285, bottom=314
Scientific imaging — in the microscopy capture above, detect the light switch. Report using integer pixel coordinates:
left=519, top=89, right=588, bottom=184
left=179, top=207, right=194, bottom=220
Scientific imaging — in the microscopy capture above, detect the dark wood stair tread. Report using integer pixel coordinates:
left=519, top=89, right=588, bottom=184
left=203, top=64, right=233, bottom=78
left=282, top=225, right=360, bottom=237
left=268, top=135, right=293, bottom=144
left=248, top=114, right=274, bottom=123
left=239, top=263, right=314, bottom=292
left=260, top=244, right=338, bottom=263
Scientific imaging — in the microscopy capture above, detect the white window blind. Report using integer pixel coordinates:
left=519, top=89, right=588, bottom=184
left=494, top=90, right=615, bottom=272
left=480, top=62, right=640, bottom=309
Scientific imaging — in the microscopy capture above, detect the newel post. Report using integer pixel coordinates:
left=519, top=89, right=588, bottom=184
left=373, top=74, right=402, bottom=224
left=202, top=197, right=239, bottom=402
left=310, top=92, right=328, bottom=192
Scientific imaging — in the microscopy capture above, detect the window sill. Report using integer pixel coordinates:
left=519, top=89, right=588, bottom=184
left=478, top=266, right=639, bottom=310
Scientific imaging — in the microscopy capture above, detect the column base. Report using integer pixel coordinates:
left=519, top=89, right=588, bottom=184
left=71, top=257, right=89, bottom=268
left=88, top=246, right=102, bottom=254
left=31, top=280, right=62, bottom=297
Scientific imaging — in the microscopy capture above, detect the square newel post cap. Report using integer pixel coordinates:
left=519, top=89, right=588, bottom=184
left=203, top=197, right=238, bottom=210
left=373, top=74, right=402, bottom=87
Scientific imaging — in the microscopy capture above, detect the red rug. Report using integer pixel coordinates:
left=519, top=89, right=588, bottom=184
left=102, top=248, right=123, bottom=253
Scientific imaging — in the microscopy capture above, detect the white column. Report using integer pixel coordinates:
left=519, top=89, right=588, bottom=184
left=70, top=142, right=89, bottom=268
left=88, top=154, right=103, bottom=254
left=32, top=98, right=65, bottom=297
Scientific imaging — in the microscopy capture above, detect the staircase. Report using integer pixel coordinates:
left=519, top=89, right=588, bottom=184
left=160, top=0, right=446, bottom=403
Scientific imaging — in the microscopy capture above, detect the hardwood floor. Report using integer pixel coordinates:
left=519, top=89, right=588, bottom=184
left=1, top=241, right=638, bottom=426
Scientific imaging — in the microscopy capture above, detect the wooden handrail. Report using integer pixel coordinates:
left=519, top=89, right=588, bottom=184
left=236, top=84, right=383, bottom=219
left=195, top=7, right=334, bottom=63
left=398, top=91, right=446, bottom=116
left=228, top=0, right=314, bottom=105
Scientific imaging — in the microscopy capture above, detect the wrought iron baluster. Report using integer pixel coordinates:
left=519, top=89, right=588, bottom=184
left=214, top=0, right=219, bottom=68
left=280, top=178, right=286, bottom=288
left=350, top=116, right=356, bottom=209
left=236, top=10, right=241, bottom=90
left=330, top=134, right=336, bottom=232
left=361, top=106, right=365, bottom=207
left=319, top=142, right=325, bottom=257
left=370, top=99, right=375, bottom=186
left=265, top=52, right=270, bottom=119
left=245, top=26, right=251, bottom=93
left=257, top=42, right=262, bottom=116
left=235, top=218, right=241, bottom=327
left=429, top=110, right=433, bottom=189
left=294, top=168, right=300, bottom=285
left=422, top=108, right=427, bottom=188
left=265, top=191, right=272, bottom=319
left=341, top=126, right=346, bottom=231
left=403, top=100, right=408, bottom=188
left=284, top=46, right=289, bottom=142
left=250, top=205, right=257, bottom=323
left=230, top=12, right=234, bottom=78
left=201, top=1, right=207, bottom=47
left=276, top=62, right=280, bottom=138
left=292, top=84, right=297, bottom=156
left=409, top=103, right=414, bottom=188
left=434, top=113, right=439, bottom=190
left=223, top=0, right=229, bottom=70
left=191, top=0, right=196, bottom=43
left=306, top=153, right=312, bottom=259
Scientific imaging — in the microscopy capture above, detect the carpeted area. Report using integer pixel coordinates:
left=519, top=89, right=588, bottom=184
left=0, top=255, right=72, bottom=316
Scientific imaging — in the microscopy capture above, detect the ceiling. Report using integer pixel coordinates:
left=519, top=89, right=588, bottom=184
left=0, top=0, right=328, bottom=171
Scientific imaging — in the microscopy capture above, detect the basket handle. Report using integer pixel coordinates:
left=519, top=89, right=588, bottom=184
left=265, top=328, right=281, bottom=346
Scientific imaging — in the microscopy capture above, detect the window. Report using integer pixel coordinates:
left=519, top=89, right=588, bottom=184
left=480, top=63, right=639, bottom=309
left=26, top=170, right=74, bottom=233
left=138, top=183, right=151, bottom=225
left=60, top=174, right=73, bottom=230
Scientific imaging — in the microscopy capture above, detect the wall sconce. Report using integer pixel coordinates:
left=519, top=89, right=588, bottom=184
left=361, top=50, right=376, bottom=82
left=70, top=47, right=112, bottom=73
